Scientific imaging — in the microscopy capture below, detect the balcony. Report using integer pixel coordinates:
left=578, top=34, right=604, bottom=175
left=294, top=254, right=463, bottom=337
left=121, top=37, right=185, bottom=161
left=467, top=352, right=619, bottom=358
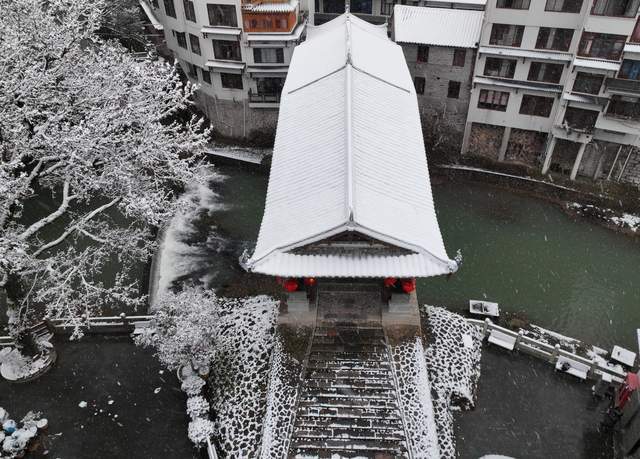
left=248, top=90, right=281, bottom=107
left=562, top=107, right=600, bottom=133
left=313, top=12, right=387, bottom=25
left=606, top=77, right=640, bottom=94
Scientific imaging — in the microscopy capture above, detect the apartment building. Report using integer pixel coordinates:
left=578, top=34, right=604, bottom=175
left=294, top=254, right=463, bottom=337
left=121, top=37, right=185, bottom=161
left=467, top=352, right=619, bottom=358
left=141, top=0, right=307, bottom=137
left=461, top=0, right=640, bottom=185
left=393, top=4, right=484, bottom=140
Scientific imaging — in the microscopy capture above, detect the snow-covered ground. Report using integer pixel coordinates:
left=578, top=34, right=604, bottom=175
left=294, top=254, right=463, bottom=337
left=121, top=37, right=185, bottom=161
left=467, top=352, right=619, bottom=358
left=567, top=202, right=640, bottom=233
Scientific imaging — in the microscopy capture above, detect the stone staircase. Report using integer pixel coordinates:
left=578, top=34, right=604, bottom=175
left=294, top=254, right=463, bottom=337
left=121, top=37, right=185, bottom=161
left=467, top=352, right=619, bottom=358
left=288, top=289, right=410, bottom=459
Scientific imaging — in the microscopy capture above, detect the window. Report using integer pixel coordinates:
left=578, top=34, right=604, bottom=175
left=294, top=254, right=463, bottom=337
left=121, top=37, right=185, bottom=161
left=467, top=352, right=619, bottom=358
left=563, top=107, right=599, bottom=130
left=175, top=31, right=187, bottom=49
left=591, top=0, right=640, bottom=17
left=253, top=48, right=284, bottom=64
left=183, top=0, right=196, bottom=21
left=207, top=4, right=237, bottom=27
left=633, top=17, right=640, bottom=43
left=620, top=59, right=640, bottom=80
left=545, top=0, right=583, bottom=12
left=519, top=95, right=554, bottom=116
left=527, top=62, right=564, bottom=83
left=478, top=89, right=510, bottom=111
left=572, top=72, right=604, bottom=94
left=185, top=62, right=197, bottom=78
left=453, top=49, right=466, bottom=67
left=200, top=68, right=212, bottom=84
left=164, top=0, right=176, bottom=17
left=213, top=40, right=241, bottom=61
left=535, top=28, right=574, bottom=51
left=448, top=81, right=461, bottom=99
left=351, top=0, right=373, bottom=14
left=484, top=57, right=517, bottom=78
left=323, top=0, right=344, bottom=13
left=220, top=73, right=243, bottom=89
left=496, top=0, right=530, bottom=9
left=607, top=95, right=640, bottom=119
left=578, top=32, right=626, bottom=60
left=189, top=34, right=201, bottom=55
left=256, top=77, right=285, bottom=95
left=417, top=46, right=429, bottom=63
left=489, top=24, right=525, bottom=47
left=414, top=76, right=425, bottom=94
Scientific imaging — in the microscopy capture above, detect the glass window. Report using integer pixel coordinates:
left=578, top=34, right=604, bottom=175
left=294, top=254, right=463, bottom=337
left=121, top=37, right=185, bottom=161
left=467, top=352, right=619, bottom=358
left=351, top=0, right=372, bottom=13
left=175, top=31, right=187, bottom=49
left=189, top=34, right=201, bottom=55
left=572, top=72, right=604, bottom=94
left=183, top=0, right=196, bottom=21
left=578, top=32, right=626, bottom=60
left=591, top=0, right=640, bottom=17
left=620, top=59, right=640, bottom=80
left=213, top=40, right=241, bottom=61
left=164, top=0, right=176, bottom=17
left=607, top=95, right=640, bottom=119
left=256, top=77, right=285, bottom=94
left=519, top=95, right=554, bottom=116
left=496, top=0, right=530, bottom=9
left=448, top=81, right=461, bottom=99
left=453, top=49, right=466, bottom=67
left=484, top=57, right=517, bottom=78
left=535, top=27, right=574, bottom=51
left=201, top=68, right=212, bottom=84
left=527, top=62, right=564, bottom=83
left=478, top=89, right=510, bottom=111
left=220, top=73, right=243, bottom=89
left=545, top=0, right=583, bottom=12
left=417, top=46, right=429, bottom=63
left=490, top=24, right=525, bottom=47
left=414, top=76, right=425, bottom=95
left=253, top=48, right=284, bottom=64
left=207, top=4, right=237, bottom=27
left=563, top=107, right=599, bottom=130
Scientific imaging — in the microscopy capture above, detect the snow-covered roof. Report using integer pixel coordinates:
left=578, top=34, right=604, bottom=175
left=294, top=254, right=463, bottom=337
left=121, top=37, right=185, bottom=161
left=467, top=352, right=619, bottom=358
left=246, top=13, right=457, bottom=278
left=393, top=5, right=483, bottom=49
left=573, top=57, right=620, bottom=72
left=244, top=0, right=298, bottom=13
left=479, top=46, right=573, bottom=62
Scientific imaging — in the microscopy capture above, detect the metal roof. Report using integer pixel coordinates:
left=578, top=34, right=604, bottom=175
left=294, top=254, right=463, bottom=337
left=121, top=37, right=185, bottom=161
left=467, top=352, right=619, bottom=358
left=244, top=0, right=298, bottom=12
left=393, top=5, right=483, bottom=49
left=246, top=13, right=457, bottom=278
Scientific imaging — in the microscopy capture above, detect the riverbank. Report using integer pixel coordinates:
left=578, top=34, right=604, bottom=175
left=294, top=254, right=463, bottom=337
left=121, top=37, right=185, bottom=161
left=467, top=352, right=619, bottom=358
left=435, top=159, right=640, bottom=239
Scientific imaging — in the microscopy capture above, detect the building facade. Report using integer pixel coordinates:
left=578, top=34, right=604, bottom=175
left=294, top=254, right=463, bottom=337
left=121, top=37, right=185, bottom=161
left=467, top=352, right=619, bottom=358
left=393, top=5, right=484, bottom=143
left=461, top=0, right=640, bottom=184
left=141, top=0, right=307, bottom=138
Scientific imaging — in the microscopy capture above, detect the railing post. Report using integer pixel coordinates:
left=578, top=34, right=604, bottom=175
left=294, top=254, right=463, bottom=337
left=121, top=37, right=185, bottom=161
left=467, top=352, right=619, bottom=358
left=589, top=360, right=598, bottom=379
left=515, top=330, right=524, bottom=350
left=119, top=312, right=128, bottom=328
left=551, top=344, right=561, bottom=363
left=482, top=318, right=491, bottom=338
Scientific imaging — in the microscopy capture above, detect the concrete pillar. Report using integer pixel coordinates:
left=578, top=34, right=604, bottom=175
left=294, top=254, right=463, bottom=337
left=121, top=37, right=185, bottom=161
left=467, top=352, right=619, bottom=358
left=570, top=142, right=587, bottom=181
left=497, top=126, right=511, bottom=162
left=460, top=121, right=472, bottom=155
left=541, top=135, right=557, bottom=175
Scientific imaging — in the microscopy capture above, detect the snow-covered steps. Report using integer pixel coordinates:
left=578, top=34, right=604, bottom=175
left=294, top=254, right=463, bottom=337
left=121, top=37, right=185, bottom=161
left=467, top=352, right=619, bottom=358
left=288, top=321, right=410, bottom=459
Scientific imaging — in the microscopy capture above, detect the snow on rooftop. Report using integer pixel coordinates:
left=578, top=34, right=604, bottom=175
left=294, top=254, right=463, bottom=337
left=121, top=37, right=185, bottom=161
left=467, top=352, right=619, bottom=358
left=393, top=5, right=483, bottom=49
left=244, top=0, right=298, bottom=13
left=247, top=13, right=457, bottom=278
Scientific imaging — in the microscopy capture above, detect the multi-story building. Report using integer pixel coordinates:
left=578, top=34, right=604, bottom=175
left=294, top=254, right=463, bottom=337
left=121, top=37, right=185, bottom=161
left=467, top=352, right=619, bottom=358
left=140, top=0, right=307, bottom=137
left=393, top=4, right=484, bottom=141
left=461, top=0, right=640, bottom=185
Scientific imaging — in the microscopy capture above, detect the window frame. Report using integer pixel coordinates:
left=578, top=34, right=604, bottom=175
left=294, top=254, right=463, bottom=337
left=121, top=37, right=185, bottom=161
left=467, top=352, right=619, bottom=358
left=183, top=0, right=196, bottom=21
left=453, top=49, right=466, bottom=67
left=207, top=4, right=238, bottom=27
left=496, top=0, right=530, bottom=9
left=572, top=72, right=604, bottom=94
left=577, top=32, right=626, bottom=60
left=478, top=89, right=510, bottom=111
left=519, top=94, right=555, bottom=117
left=414, top=76, right=426, bottom=95
left=417, top=45, right=429, bottom=63
left=253, top=47, right=285, bottom=64
left=164, top=0, right=176, bottom=18
left=484, top=57, right=517, bottom=79
left=489, top=24, right=525, bottom=47
left=527, top=61, right=564, bottom=83
left=448, top=81, right=461, bottom=99
left=535, top=27, right=574, bottom=52
left=545, top=0, right=583, bottom=13
left=189, top=34, right=201, bottom=55
left=175, top=31, right=187, bottom=49
left=220, top=72, right=243, bottom=90
left=200, top=68, right=212, bottom=84
left=591, top=0, right=640, bottom=18
left=212, top=39, right=242, bottom=61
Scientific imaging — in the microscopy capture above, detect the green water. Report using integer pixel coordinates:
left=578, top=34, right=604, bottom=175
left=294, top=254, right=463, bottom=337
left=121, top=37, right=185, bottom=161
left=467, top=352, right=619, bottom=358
left=214, top=164, right=640, bottom=351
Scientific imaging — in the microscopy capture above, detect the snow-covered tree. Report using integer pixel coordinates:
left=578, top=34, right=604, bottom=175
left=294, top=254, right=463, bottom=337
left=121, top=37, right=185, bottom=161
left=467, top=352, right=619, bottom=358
left=0, top=0, right=211, bottom=337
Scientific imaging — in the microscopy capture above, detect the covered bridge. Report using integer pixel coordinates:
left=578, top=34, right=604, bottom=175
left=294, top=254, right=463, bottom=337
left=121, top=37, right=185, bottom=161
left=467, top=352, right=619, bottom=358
left=245, top=13, right=457, bottom=280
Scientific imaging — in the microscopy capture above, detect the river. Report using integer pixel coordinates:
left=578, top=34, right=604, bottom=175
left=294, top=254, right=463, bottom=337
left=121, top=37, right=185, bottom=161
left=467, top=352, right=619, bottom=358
left=207, top=163, right=640, bottom=351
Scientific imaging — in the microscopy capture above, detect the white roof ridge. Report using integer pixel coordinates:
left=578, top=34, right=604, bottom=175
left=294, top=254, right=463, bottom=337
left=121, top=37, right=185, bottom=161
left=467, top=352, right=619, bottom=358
left=345, top=15, right=355, bottom=223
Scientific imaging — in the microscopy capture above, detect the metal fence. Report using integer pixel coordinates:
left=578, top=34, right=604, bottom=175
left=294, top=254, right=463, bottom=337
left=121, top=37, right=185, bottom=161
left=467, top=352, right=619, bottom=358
left=469, top=318, right=627, bottom=382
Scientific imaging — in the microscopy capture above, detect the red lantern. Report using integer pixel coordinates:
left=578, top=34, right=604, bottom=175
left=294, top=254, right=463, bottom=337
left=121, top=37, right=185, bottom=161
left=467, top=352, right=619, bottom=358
left=401, top=278, right=416, bottom=293
left=283, top=278, right=298, bottom=292
left=384, top=277, right=397, bottom=288
left=303, top=277, right=317, bottom=287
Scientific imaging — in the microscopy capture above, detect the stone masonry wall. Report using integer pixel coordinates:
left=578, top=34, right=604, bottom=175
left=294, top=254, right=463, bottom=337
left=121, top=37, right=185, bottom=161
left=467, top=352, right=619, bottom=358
left=195, top=90, right=279, bottom=140
left=402, top=44, right=474, bottom=134
left=504, top=128, right=546, bottom=166
left=467, top=123, right=504, bottom=160
left=619, top=148, right=640, bottom=186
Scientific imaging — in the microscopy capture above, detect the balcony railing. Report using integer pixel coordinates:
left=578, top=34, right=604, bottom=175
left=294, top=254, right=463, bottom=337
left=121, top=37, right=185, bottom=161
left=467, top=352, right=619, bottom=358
left=248, top=90, right=281, bottom=104
left=606, top=77, right=640, bottom=94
